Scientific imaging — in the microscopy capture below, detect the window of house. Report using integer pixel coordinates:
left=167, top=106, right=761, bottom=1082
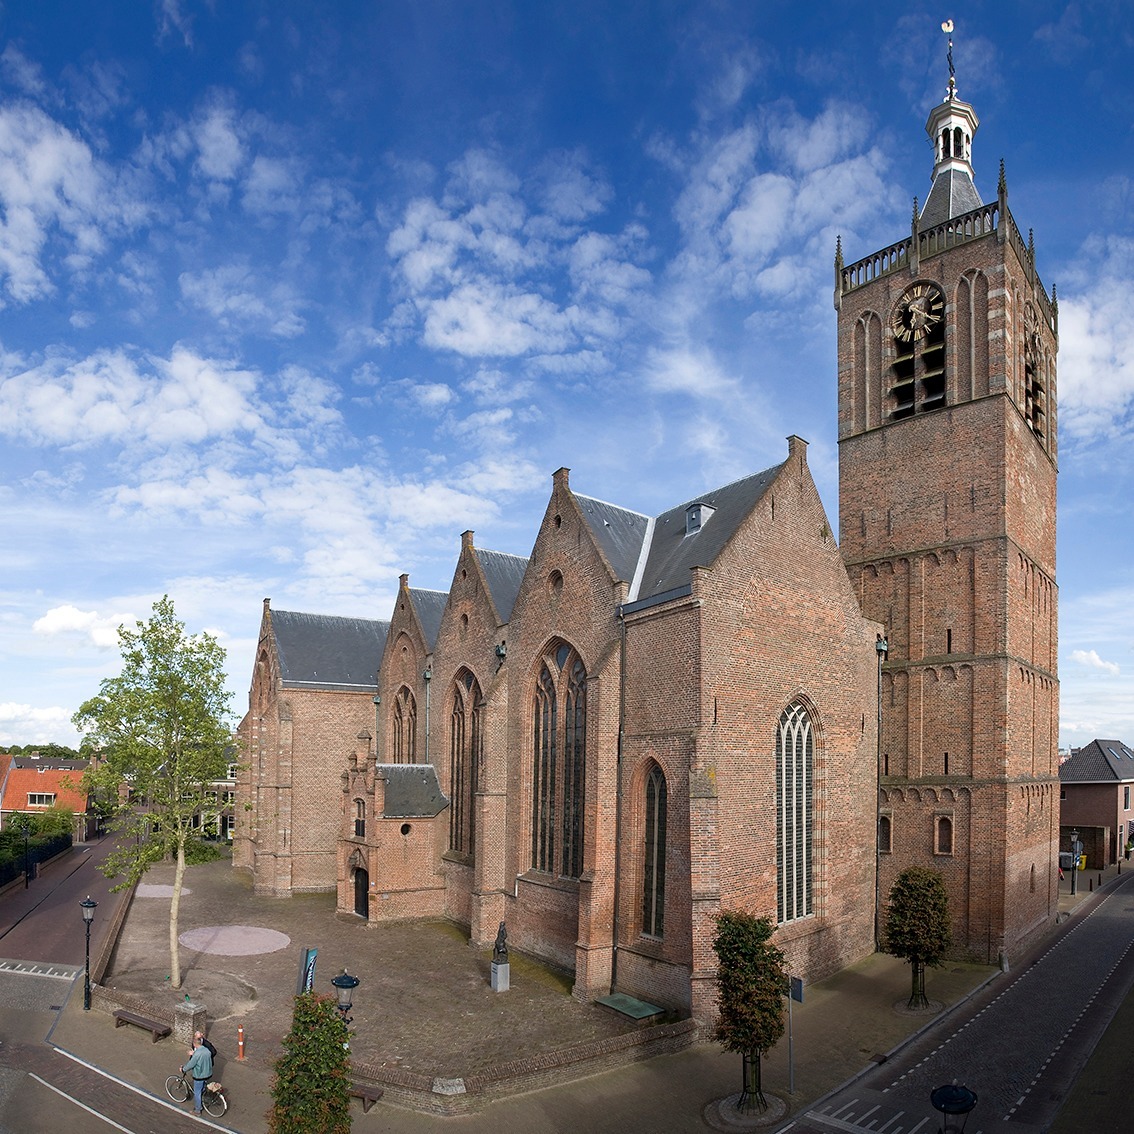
left=354, top=799, right=365, bottom=839
left=1125, top=786, right=1130, bottom=811
left=449, top=672, right=481, bottom=857
left=642, top=763, right=667, bottom=937
left=879, top=813, right=892, bottom=854
left=393, top=687, right=417, bottom=764
left=226, top=763, right=238, bottom=780
left=936, top=814, right=954, bottom=855
left=27, top=793, right=55, bottom=807
left=776, top=702, right=814, bottom=923
left=531, top=646, right=586, bottom=879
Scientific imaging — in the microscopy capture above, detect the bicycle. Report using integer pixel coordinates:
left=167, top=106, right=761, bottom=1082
left=164, top=1070, right=228, bottom=1118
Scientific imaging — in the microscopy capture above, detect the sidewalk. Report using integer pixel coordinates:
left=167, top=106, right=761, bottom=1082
left=23, top=858, right=1125, bottom=1132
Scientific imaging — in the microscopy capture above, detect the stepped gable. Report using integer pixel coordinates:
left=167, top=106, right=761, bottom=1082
left=271, top=609, right=388, bottom=692
left=475, top=548, right=528, bottom=624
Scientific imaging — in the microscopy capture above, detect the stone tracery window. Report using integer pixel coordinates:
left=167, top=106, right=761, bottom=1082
left=449, top=670, right=481, bottom=857
left=531, top=644, right=586, bottom=879
left=776, top=701, right=814, bottom=924
left=393, top=686, right=416, bottom=764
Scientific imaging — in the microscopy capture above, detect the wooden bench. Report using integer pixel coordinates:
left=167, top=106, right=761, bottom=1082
left=349, top=1082, right=384, bottom=1113
left=112, top=1008, right=171, bottom=1043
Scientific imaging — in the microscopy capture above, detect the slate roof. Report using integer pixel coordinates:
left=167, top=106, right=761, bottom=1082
left=573, top=494, right=650, bottom=583
left=271, top=610, right=389, bottom=693
left=377, top=763, right=448, bottom=818
left=475, top=549, right=528, bottom=623
left=1060, top=739, right=1134, bottom=784
left=920, top=168, right=984, bottom=228
left=408, top=589, right=449, bottom=650
left=633, top=463, right=785, bottom=602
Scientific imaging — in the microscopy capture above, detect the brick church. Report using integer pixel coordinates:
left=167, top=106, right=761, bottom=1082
left=235, top=65, right=1060, bottom=1018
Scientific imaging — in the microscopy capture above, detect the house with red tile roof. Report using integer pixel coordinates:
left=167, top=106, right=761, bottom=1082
left=0, top=753, right=95, bottom=841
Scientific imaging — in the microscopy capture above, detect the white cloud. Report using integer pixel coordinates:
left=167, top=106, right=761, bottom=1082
left=0, top=101, right=136, bottom=305
left=33, top=604, right=131, bottom=648
left=0, top=345, right=263, bottom=448
left=1056, top=236, right=1134, bottom=441
left=193, top=103, right=244, bottom=181
left=179, top=264, right=306, bottom=337
left=0, top=702, right=78, bottom=746
left=1070, top=648, right=1121, bottom=675
left=422, top=283, right=576, bottom=357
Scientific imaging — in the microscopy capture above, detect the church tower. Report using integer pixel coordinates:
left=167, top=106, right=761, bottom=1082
left=835, top=37, right=1059, bottom=963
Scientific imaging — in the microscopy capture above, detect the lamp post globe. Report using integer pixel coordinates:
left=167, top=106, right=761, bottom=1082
left=331, top=968, right=360, bottom=1024
left=80, top=896, right=98, bottom=1010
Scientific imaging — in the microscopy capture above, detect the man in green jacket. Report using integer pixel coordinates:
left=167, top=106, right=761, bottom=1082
left=182, top=1035, right=214, bottom=1114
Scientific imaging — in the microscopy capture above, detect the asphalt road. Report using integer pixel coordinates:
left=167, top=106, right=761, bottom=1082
left=776, top=871, right=1134, bottom=1134
left=0, top=837, right=122, bottom=968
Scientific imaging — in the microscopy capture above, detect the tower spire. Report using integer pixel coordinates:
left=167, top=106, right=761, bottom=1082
left=919, top=19, right=983, bottom=227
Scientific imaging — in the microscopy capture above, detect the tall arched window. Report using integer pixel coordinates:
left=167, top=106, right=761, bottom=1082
left=449, top=671, right=481, bottom=857
left=643, top=763, right=667, bottom=938
left=393, top=687, right=416, bottom=764
left=776, top=701, right=814, bottom=923
left=354, top=799, right=365, bottom=839
left=531, top=644, right=586, bottom=878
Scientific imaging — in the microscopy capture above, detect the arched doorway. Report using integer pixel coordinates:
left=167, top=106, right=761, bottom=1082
left=354, top=867, right=369, bottom=919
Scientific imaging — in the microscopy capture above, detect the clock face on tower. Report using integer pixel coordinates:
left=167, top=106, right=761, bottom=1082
left=891, top=283, right=945, bottom=343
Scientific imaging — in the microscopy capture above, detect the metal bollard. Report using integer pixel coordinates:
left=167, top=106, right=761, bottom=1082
left=1089, top=878, right=1093, bottom=891
left=238, top=1024, right=245, bottom=1061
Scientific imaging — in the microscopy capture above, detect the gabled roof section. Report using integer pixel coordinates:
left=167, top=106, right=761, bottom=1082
left=377, top=763, right=448, bottom=818
left=573, top=494, right=650, bottom=583
left=632, top=463, right=784, bottom=602
left=408, top=589, right=448, bottom=651
left=271, top=610, right=388, bottom=693
left=475, top=549, right=528, bottom=624
left=1060, top=739, right=1134, bottom=784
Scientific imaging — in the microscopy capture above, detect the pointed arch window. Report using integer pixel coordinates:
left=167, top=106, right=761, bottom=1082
left=393, top=687, right=416, bottom=764
left=643, top=764, right=667, bottom=938
left=449, top=671, right=481, bottom=857
left=354, top=799, right=366, bottom=839
left=776, top=701, right=814, bottom=924
left=531, top=646, right=586, bottom=879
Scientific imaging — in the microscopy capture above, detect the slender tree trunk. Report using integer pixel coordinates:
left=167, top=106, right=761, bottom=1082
left=908, top=956, right=928, bottom=1009
left=170, top=836, right=186, bottom=989
left=738, top=1050, right=766, bottom=1113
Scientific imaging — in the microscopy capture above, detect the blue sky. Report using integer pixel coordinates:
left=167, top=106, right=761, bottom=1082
left=1, top=1, right=1131, bottom=750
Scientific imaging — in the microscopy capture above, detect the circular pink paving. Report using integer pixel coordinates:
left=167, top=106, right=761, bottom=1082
left=179, top=926, right=291, bottom=956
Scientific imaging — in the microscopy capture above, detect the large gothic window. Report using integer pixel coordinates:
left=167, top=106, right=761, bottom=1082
left=889, top=282, right=946, bottom=419
left=449, top=671, right=481, bottom=857
left=642, top=763, right=667, bottom=938
left=531, top=644, right=586, bottom=879
left=776, top=702, right=814, bottom=924
left=393, top=687, right=416, bottom=764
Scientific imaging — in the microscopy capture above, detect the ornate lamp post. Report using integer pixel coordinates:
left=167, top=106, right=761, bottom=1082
left=331, top=968, right=360, bottom=1025
left=80, top=896, right=98, bottom=1010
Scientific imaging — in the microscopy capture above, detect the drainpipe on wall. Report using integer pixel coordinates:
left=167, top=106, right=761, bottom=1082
left=372, top=694, right=381, bottom=761
left=875, top=632, right=888, bottom=951
left=611, top=606, right=627, bottom=992
left=423, top=667, right=432, bottom=766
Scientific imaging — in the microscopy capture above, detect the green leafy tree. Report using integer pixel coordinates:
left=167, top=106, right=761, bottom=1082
left=72, top=596, right=233, bottom=989
left=268, top=992, right=352, bottom=1134
left=712, top=911, right=787, bottom=1113
left=32, top=807, right=76, bottom=838
left=883, top=866, right=952, bottom=1009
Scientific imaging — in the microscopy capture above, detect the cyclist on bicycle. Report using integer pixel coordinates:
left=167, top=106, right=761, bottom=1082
left=182, top=1035, right=213, bottom=1115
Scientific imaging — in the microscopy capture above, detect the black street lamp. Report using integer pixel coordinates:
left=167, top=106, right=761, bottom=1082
left=1070, top=827, right=1081, bottom=896
left=930, top=1082, right=977, bottom=1134
left=22, top=822, right=30, bottom=889
left=331, top=968, right=360, bottom=1025
left=80, top=896, right=97, bottom=1010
